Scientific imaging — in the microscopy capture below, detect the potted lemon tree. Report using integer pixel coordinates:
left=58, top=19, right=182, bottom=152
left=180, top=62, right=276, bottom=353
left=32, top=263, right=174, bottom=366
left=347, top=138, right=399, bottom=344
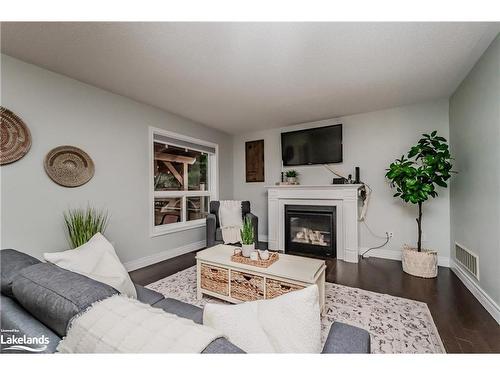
left=386, top=131, right=454, bottom=278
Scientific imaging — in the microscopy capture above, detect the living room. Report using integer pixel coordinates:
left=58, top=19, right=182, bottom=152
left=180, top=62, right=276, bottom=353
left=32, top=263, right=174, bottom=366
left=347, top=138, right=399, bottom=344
left=1, top=1, right=499, bottom=370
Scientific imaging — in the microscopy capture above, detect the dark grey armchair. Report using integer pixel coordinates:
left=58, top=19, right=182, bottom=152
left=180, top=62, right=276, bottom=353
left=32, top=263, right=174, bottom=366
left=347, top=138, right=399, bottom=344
left=206, top=201, right=258, bottom=248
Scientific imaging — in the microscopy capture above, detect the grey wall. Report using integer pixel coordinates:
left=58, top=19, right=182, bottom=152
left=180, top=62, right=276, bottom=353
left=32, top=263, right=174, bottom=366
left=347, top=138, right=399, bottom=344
left=232, top=100, right=451, bottom=262
left=449, top=34, right=500, bottom=305
left=0, top=54, right=233, bottom=265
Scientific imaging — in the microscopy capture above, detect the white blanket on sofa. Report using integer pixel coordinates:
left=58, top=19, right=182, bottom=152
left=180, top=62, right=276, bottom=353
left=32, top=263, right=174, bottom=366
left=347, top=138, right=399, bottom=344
left=57, top=295, right=223, bottom=353
left=218, top=200, right=243, bottom=244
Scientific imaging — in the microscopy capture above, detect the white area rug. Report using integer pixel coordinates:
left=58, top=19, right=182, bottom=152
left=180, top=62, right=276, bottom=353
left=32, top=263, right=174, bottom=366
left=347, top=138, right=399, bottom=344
left=147, top=266, right=445, bottom=353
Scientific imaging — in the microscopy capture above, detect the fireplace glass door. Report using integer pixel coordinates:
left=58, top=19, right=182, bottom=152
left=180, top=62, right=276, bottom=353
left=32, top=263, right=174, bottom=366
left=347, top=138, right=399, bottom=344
left=285, top=205, right=336, bottom=258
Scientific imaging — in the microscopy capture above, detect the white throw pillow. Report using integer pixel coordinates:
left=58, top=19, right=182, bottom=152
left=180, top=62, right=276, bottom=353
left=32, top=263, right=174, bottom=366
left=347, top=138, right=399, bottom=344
left=44, top=233, right=137, bottom=299
left=203, top=285, right=322, bottom=353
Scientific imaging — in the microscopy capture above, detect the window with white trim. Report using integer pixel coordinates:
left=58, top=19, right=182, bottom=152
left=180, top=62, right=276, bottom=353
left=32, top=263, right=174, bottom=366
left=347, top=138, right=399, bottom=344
left=150, top=128, right=218, bottom=236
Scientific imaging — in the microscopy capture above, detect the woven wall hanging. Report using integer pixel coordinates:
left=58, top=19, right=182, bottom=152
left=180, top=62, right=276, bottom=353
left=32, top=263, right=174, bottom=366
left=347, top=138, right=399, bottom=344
left=0, top=107, right=32, bottom=165
left=44, top=145, right=95, bottom=187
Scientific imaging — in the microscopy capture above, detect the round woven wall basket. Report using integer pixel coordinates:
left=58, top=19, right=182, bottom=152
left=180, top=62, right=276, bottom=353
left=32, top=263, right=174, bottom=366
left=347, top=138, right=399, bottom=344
left=0, top=107, right=32, bottom=165
left=44, top=145, right=95, bottom=187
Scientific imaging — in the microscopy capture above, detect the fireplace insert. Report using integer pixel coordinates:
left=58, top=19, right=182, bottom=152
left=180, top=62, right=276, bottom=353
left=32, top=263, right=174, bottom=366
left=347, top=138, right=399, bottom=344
left=284, top=204, right=336, bottom=258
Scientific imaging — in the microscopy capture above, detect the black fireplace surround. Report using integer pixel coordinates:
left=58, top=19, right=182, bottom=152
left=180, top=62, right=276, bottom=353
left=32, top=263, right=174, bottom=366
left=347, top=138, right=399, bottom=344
left=284, top=204, right=336, bottom=258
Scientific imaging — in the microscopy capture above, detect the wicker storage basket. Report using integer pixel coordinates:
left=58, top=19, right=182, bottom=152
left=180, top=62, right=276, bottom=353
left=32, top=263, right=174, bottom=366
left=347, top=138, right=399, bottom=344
left=265, top=278, right=304, bottom=299
left=201, top=264, right=229, bottom=295
left=402, top=245, right=438, bottom=278
left=230, top=270, right=264, bottom=301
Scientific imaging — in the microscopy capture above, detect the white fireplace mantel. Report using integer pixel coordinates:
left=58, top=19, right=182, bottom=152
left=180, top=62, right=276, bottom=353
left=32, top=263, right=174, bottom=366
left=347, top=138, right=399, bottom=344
left=267, top=184, right=362, bottom=263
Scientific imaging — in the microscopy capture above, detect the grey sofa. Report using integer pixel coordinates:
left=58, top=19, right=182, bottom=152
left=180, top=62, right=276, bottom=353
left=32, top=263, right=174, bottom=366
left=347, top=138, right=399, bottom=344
left=206, top=201, right=258, bottom=248
left=0, top=249, right=370, bottom=354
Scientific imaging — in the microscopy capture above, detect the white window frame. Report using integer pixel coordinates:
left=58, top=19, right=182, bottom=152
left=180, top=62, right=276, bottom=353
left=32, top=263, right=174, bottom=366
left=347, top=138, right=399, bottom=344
left=149, top=126, right=219, bottom=237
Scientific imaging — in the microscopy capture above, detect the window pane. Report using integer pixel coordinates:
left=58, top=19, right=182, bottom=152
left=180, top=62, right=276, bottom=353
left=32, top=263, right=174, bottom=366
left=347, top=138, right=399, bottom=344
left=188, top=153, right=208, bottom=191
left=154, top=142, right=208, bottom=191
left=154, top=197, right=183, bottom=226
left=154, top=142, right=185, bottom=191
left=186, top=196, right=209, bottom=221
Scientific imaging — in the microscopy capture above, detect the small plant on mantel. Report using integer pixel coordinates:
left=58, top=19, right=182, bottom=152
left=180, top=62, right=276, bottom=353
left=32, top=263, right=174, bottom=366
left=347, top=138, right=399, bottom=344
left=386, top=131, right=454, bottom=278
left=64, top=206, right=109, bottom=248
left=285, top=169, right=299, bottom=184
left=240, top=217, right=255, bottom=258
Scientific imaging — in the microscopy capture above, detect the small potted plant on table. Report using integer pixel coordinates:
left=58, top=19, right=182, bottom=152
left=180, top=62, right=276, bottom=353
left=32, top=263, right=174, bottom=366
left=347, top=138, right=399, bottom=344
left=386, top=131, right=454, bottom=278
left=240, top=216, right=255, bottom=257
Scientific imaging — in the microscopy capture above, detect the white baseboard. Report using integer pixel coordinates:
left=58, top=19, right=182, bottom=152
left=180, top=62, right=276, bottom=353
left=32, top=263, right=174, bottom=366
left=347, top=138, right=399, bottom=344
left=450, top=259, right=500, bottom=325
left=124, top=240, right=205, bottom=272
left=359, top=247, right=450, bottom=267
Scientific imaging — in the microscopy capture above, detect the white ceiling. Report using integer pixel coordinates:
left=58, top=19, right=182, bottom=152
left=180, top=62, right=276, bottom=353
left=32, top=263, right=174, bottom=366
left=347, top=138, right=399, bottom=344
left=1, top=22, right=498, bottom=134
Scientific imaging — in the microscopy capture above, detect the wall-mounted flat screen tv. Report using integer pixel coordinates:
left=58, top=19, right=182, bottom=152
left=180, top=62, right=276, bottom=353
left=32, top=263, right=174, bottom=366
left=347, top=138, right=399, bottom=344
left=281, top=124, right=343, bottom=166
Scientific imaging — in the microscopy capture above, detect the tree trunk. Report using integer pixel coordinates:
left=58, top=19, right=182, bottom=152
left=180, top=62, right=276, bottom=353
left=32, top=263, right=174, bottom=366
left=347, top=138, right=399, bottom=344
left=416, top=201, right=422, bottom=252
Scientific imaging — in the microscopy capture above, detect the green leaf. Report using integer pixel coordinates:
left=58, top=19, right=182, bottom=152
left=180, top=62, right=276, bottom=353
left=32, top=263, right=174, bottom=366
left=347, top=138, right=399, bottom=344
left=240, top=217, right=254, bottom=245
left=422, top=184, right=432, bottom=192
left=435, top=179, right=448, bottom=188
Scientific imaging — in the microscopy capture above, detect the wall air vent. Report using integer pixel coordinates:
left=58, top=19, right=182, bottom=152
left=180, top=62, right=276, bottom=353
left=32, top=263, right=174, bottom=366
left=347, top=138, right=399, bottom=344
left=455, top=243, right=479, bottom=280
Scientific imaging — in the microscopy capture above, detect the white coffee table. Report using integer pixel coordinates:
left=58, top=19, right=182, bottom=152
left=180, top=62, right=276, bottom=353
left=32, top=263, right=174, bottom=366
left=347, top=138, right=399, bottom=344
left=196, top=244, right=326, bottom=311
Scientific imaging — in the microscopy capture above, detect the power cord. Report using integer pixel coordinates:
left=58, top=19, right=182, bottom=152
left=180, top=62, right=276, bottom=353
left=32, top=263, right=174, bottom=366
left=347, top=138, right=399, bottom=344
left=359, top=195, right=391, bottom=258
left=361, top=220, right=388, bottom=239
left=360, top=233, right=390, bottom=258
left=323, top=164, right=347, bottom=179
left=358, top=182, right=371, bottom=221
left=322, top=167, right=390, bottom=258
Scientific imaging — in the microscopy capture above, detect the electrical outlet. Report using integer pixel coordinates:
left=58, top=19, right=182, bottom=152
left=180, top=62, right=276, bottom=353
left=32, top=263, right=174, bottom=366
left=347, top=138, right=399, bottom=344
left=386, top=231, right=394, bottom=238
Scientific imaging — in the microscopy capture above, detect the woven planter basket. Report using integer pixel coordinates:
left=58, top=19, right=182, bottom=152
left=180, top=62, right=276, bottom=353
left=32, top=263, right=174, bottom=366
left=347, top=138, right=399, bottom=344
left=402, top=245, right=438, bottom=278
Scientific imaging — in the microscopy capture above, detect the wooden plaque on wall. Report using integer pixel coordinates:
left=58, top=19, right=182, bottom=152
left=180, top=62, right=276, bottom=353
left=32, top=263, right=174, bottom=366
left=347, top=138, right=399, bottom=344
left=245, top=139, right=264, bottom=182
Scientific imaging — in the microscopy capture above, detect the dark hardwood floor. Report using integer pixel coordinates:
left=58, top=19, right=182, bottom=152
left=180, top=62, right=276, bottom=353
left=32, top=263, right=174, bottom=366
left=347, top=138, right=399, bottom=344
left=129, top=251, right=197, bottom=286
left=325, top=257, right=500, bottom=353
left=130, top=251, right=500, bottom=353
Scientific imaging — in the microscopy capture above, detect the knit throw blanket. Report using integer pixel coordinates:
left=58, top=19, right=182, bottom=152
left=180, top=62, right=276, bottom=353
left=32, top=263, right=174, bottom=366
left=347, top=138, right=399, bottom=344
left=57, top=295, right=223, bottom=353
left=218, top=200, right=243, bottom=244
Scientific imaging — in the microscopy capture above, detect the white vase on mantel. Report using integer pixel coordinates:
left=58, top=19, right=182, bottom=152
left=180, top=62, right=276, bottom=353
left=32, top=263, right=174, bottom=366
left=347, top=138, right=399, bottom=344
left=241, top=243, right=255, bottom=258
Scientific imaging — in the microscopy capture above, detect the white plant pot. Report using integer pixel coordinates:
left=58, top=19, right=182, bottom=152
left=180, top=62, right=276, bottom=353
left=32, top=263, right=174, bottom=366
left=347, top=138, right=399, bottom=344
left=287, top=177, right=297, bottom=184
left=241, top=243, right=255, bottom=258
left=401, top=245, right=438, bottom=278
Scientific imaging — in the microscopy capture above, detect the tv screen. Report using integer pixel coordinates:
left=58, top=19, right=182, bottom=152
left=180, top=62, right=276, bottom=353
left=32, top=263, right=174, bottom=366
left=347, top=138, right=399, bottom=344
left=281, top=124, right=342, bottom=166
